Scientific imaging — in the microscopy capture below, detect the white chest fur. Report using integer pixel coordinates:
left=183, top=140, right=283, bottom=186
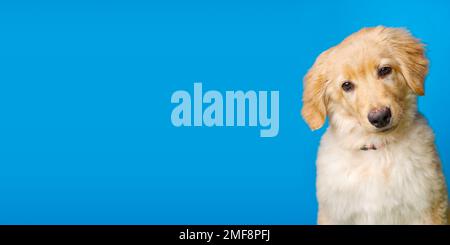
left=316, top=121, right=440, bottom=224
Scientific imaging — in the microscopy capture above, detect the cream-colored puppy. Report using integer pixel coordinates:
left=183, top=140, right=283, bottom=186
left=302, top=26, right=448, bottom=224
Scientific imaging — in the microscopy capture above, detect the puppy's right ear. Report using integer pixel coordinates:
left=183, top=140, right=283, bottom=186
left=385, top=28, right=428, bottom=96
left=301, top=50, right=330, bottom=130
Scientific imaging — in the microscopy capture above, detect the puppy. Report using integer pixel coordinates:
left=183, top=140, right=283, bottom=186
left=302, top=26, right=448, bottom=224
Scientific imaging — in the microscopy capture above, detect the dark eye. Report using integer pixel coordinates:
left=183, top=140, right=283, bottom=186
left=341, top=81, right=354, bottom=92
left=378, top=66, right=392, bottom=77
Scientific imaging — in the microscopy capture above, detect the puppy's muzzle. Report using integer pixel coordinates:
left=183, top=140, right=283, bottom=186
left=368, top=107, right=391, bottom=128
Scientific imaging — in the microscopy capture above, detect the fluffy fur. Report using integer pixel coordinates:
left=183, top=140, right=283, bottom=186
left=302, top=26, right=448, bottom=224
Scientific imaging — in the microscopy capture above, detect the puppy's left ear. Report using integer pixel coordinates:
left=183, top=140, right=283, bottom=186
left=387, top=28, right=429, bottom=95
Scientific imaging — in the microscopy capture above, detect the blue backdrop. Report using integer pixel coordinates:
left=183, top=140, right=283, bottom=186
left=0, top=0, right=449, bottom=224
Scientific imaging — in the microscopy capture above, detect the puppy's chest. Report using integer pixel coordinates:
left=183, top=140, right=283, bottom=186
left=335, top=150, right=410, bottom=194
left=319, top=145, right=431, bottom=223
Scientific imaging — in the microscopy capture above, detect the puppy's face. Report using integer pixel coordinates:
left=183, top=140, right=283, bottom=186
left=302, top=27, right=428, bottom=134
left=325, top=45, right=412, bottom=133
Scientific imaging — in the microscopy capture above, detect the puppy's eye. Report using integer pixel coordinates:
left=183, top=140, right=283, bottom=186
left=341, top=81, right=354, bottom=92
left=378, top=66, right=392, bottom=77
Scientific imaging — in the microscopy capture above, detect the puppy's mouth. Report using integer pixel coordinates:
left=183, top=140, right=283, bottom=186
left=378, top=126, right=393, bottom=133
left=374, top=123, right=397, bottom=134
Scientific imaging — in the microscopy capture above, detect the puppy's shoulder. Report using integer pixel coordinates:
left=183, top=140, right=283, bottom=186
left=407, top=113, right=435, bottom=143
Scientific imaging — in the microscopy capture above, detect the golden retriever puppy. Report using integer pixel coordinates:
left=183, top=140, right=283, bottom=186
left=302, top=26, right=448, bottom=224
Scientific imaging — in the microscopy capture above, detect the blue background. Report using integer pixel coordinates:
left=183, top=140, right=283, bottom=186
left=0, top=0, right=449, bottom=224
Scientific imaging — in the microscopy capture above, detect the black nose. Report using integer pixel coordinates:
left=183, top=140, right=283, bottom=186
left=368, top=107, right=391, bottom=128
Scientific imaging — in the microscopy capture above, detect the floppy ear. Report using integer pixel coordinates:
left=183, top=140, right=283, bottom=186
left=301, top=50, right=330, bottom=130
left=387, top=28, right=429, bottom=95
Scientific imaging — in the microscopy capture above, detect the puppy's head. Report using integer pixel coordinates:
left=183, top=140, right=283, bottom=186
left=302, top=26, right=428, bottom=134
